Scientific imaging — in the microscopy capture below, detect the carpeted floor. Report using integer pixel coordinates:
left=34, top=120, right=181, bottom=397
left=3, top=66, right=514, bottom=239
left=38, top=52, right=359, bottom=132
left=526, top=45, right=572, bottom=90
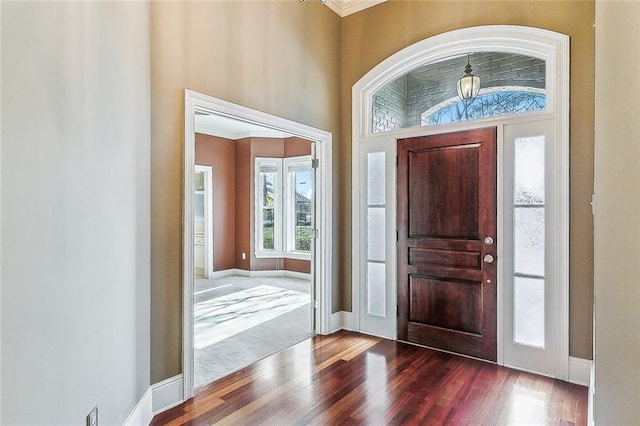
left=193, top=275, right=312, bottom=388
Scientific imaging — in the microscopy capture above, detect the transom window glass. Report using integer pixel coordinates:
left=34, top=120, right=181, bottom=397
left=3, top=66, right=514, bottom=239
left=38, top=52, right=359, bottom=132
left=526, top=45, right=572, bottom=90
left=372, top=52, right=546, bottom=133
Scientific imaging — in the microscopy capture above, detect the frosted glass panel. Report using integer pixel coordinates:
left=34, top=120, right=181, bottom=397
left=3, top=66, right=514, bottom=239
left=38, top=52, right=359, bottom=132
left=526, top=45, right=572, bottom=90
left=367, top=208, right=386, bottom=261
left=514, top=136, right=545, bottom=204
left=367, top=262, right=386, bottom=317
left=514, top=207, right=545, bottom=276
left=514, top=276, right=545, bottom=347
left=367, top=152, right=386, bottom=206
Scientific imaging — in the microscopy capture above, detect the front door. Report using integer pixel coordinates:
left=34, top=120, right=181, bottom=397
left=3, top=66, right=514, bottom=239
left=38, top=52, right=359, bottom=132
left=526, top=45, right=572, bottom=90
left=397, top=128, right=497, bottom=361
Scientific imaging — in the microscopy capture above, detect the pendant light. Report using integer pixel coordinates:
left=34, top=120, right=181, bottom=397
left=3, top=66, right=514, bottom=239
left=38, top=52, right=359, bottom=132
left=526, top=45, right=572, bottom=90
left=457, top=54, right=481, bottom=102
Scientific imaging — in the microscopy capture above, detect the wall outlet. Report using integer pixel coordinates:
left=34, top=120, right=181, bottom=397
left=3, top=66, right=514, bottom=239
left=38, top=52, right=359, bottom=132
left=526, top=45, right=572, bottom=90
left=86, top=405, right=98, bottom=426
left=241, top=252, right=246, bottom=260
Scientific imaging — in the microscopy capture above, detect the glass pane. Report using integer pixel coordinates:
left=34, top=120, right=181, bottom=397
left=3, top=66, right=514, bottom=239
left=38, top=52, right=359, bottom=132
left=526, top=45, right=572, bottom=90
left=262, top=208, right=274, bottom=250
left=515, top=136, right=545, bottom=204
left=195, top=219, right=205, bottom=235
left=367, top=152, right=385, bottom=205
left=261, top=173, right=275, bottom=208
left=294, top=169, right=312, bottom=252
left=194, top=194, right=204, bottom=221
left=367, top=208, right=385, bottom=261
left=514, top=207, right=545, bottom=276
left=372, top=52, right=546, bottom=133
left=514, top=276, right=545, bottom=348
left=367, top=262, right=386, bottom=317
left=194, top=171, right=205, bottom=192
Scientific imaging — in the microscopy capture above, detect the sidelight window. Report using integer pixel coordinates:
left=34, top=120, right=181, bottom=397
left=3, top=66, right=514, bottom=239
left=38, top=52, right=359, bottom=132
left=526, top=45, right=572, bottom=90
left=512, top=135, right=546, bottom=348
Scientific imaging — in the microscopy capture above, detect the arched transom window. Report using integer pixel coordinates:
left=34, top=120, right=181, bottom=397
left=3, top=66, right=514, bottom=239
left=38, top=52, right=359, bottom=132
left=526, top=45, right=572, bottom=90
left=372, top=52, right=546, bottom=133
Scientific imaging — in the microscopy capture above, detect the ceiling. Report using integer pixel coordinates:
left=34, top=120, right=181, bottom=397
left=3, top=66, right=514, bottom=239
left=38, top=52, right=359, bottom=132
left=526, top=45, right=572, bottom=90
left=194, top=111, right=295, bottom=140
left=325, top=0, right=387, bottom=17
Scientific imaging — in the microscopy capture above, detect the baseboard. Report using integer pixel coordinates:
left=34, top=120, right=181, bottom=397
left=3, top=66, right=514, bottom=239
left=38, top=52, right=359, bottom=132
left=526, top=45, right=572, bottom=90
left=151, top=374, right=184, bottom=415
left=568, top=356, right=592, bottom=387
left=210, top=268, right=311, bottom=281
left=210, top=268, right=249, bottom=279
left=329, top=311, right=354, bottom=333
left=588, top=361, right=595, bottom=426
left=122, top=387, right=153, bottom=426
left=249, top=269, right=311, bottom=280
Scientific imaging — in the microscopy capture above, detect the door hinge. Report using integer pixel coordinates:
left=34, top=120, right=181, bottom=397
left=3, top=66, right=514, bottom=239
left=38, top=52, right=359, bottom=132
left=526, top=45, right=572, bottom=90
left=311, top=158, right=320, bottom=169
left=396, top=231, right=398, bottom=242
left=314, top=300, right=319, bottom=309
left=396, top=305, right=399, bottom=316
left=313, top=228, right=320, bottom=239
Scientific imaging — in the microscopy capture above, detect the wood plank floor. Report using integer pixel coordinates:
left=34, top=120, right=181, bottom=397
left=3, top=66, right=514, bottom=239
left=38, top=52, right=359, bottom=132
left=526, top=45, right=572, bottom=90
left=151, top=331, right=587, bottom=425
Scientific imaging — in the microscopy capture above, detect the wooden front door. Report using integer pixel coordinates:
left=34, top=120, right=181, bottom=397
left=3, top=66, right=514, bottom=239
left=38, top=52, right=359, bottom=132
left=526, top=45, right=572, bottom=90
left=397, top=128, right=497, bottom=361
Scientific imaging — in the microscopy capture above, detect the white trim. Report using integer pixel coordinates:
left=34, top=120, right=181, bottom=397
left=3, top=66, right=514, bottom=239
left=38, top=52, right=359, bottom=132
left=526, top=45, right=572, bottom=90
left=151, top=374, right=185, bottom=415
left=352, top=26, right=570, bottom=380
left=588, top=361, right=595, bottom=426
left=324, top=0, right=387, bottom=17
left=209, top=268, right=312, bottom=281
left=122, top=387, right=153, bottom=426
left=247, top=269, right=311, bottom=280
left=329, top=311, right=355, bottom=333
left=568, top=356, right=592, bottom=387
left=210, top=268, right=250, bottom=279
left=183, top=89, right=333, bottom=401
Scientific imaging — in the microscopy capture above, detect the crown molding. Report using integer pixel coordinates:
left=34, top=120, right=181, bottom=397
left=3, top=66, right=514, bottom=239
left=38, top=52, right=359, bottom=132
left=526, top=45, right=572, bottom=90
left=325, top=0, right=387, bottom=17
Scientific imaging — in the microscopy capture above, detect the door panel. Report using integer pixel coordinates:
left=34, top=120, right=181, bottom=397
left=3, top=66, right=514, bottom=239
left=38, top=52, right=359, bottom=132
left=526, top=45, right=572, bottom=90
left=397, top=128, right=497, bottom=361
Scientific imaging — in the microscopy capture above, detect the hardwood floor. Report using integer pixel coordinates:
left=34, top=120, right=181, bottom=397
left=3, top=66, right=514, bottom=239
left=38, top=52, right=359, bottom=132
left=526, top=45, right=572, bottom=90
left=151, top=331, right=587, bottom=425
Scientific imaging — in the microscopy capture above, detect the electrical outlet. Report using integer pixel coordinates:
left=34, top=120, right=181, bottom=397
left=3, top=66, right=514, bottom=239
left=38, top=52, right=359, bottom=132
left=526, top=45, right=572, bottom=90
left=86, top=405, right=98, bottom=426
left=241, top=252, right=246, bottom=260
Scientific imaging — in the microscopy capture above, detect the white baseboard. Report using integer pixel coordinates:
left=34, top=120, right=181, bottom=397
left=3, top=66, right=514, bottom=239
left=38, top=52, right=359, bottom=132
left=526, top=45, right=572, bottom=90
left=568, top=356, right=592, bottom=387
left=210, top=268, right=248, bottom=279
left=210, top=268, right=311, bottom=281
left=249, top=269, right=311, bottom=280
left=122, top=387, right=153, bottom=426
left=329, top=311, right=354, bottom=333
left=588, top=361, right=595, bottom=426
left=151, top=374, right=184, bottom=415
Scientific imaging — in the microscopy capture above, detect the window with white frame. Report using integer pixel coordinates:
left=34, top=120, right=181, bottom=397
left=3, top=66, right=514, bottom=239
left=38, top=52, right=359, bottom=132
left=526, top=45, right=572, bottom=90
left=255, top=156, right=312, bottom=259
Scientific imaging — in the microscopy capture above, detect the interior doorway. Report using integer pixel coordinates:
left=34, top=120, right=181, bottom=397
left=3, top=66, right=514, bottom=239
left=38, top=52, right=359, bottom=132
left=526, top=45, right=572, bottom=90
left=182, top=90, right=333, bottom=399
left=192, top=125, right=316, bottom=388
left=193, top=165, right=213, bottom=279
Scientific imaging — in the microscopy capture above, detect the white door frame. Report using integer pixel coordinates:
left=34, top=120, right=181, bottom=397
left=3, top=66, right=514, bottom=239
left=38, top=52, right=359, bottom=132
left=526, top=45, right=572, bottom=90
left=182, top=89, right=333, bottom=399
left=352, top=26, right=569, bottom=380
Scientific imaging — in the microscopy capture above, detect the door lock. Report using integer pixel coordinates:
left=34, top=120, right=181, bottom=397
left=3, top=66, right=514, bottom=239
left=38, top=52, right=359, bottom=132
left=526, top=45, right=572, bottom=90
left=484, top=236, right=494, bottom=245
left=483, top=254, right=495, bottom=264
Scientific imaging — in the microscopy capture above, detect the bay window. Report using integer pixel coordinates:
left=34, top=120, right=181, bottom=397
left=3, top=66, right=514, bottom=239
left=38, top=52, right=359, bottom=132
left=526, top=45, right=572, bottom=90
left=255, top=156, right=312, bottom=259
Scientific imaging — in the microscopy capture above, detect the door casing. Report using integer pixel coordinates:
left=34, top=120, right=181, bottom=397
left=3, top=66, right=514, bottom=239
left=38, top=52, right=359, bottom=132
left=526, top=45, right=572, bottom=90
left=182, top=90, right=334, bottom=400
left=351, top=26, right=569, bottom=380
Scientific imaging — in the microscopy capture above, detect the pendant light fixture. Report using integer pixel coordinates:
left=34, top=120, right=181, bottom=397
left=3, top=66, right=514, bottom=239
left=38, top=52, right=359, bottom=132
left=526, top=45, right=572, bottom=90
left=457, top=54, right=481, bottom=102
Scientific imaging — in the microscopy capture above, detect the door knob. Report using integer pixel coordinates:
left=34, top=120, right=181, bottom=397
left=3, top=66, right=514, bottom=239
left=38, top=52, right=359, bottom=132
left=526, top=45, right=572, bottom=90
left=483, top=254, right=495, bottom=264
left=484, top=236, right=494, bottom=245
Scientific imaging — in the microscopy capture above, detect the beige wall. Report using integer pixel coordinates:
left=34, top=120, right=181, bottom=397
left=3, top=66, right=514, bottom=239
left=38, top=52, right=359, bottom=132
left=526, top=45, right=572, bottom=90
left=341, top=0, right=595, bottom=359
left=594, top=1, right=640, bottom=422
left=150, top=1, right=341, bottom=382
